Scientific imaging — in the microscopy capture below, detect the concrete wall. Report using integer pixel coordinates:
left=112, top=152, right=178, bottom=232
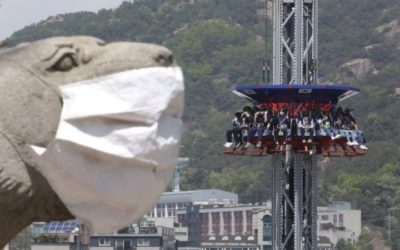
left=342, top=210, right=361, bottom=239
left=137, top=247, right=160, bottom=250
left=31, top=245, right=69, bottom=250
left=317, top=207, right=361, bottom=246
left=175, top=227, right=188, bottom=241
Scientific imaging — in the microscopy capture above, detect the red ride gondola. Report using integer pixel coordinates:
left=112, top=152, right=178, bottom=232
left=224, top=84, right=366, bottom=157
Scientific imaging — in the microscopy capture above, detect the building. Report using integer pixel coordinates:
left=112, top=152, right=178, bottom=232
left=146, top=189, right=238, bottom=219
left=173, top=200, right=359, bottom=250
left=26, top=188, right=360, bottom=250
left=88, top=226, right=175, bottom=250
left=30, top=220, right=175, bottom=250
left=175, top=203, right=272, bottom=250
left=317, top=236, right=334, bottom=250
left=317, top=202, right=361, bottom=246
left=200, top=235, right=259, bottom=250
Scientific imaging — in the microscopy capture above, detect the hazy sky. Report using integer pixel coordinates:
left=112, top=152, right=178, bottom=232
left=0, top=0, right=128, bottom=39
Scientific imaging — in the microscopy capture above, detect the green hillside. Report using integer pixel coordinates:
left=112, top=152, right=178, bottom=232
left=7, top=0, right=400, bottom=248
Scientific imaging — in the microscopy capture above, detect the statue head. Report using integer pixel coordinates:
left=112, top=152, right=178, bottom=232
left=0, top=36, right=183, bottom=246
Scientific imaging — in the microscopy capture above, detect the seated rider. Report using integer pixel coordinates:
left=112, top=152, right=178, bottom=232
left=224, top=111, right=243, bottom=148
left=342, top=107, right=368, bottom=150
left=264, top=107, right=275, bottom=136
left=332, top=106, right=344, bottom=130
left=240, top=106, right=253, bottom=145
left=298, top=110, right=315, bottom=143
left=343, top=107, right=358, bottom=130
left=247, top=107, right=269, bottom=148
left=317, top=111, right=341, bottom=140
left=273, top=109, right=290, bottom=144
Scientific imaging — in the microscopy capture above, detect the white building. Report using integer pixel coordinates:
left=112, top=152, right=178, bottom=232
left=145, top=189, right=238, bottom=219
left=317, top=202, right=361, bottom=246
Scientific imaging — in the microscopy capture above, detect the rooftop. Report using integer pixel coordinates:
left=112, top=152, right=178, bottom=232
left=158, top=189, right=238, bottom=205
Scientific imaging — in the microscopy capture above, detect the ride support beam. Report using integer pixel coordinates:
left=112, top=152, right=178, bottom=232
left=271, top=147, right=317, bottom=250
left=272, top=0, right=318, bottom=85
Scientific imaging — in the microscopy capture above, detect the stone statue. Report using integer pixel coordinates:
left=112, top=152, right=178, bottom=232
left=0, top=36, right=177, bottom=247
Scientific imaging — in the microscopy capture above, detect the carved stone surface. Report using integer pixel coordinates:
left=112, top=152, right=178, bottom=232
left=0, top=36, right=175, bottom=247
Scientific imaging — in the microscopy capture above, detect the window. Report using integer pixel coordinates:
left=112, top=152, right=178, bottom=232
left=339, top=214, right=344, bottom=227
left=99, top=238, right=111, bottom=246
left=234, top=236, right=242, bottom=241
left=321, top=215, right=329, bottom=221
left=124, top=240, right=132, bottom=248
left=137, top=238, right=150, bottom=247
left=116, top=240, right=123, bottom=248
left=333, top=215, right=338, bottom=226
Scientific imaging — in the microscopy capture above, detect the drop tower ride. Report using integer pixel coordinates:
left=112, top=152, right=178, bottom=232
left=224, top=1, right=366, bottom=249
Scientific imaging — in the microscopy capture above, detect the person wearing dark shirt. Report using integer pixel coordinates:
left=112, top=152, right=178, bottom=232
left=224, top=111, right=243, bottom=148
left=298, top=111, right=315, bottom=143
left=246, top=107, right=269, bottom=148
left=241, top=106, right=253, bottom=145
left=273, top=109, right=290, bottom=144
left=343, top=108, right=368, bottom=150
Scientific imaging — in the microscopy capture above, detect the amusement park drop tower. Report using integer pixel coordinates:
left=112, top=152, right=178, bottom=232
left=225, top=0, right=365, bottom=249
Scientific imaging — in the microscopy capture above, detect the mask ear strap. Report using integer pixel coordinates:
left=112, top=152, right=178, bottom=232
left=0, top=57, right=62, bottom=99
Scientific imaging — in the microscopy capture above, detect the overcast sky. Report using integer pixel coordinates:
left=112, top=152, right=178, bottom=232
left=0, top=0, right=128, bottom=39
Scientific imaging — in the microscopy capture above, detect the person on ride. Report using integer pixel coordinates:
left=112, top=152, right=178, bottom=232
left=298, top=110, right=315, bottom=143
left=331, top=106, right=346, bottom=139
left=240, top=105, right=253, bottom=145
left=273, top=109, right=290, bottom=144
left=224, top=111, right=243, bottom=148
left=317, top=111, right=340, bottom=140
left=264, top=107, right=275, bottom=136
left=341, top=107, right=358, bottom=146
left=343, top=108, right=358, bottom=130
left=247, top=106, right=268, bottom=148
left=343, top=108, right=368, bottom=150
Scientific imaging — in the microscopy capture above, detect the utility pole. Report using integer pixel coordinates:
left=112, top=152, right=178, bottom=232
left=389, top=211, right=391, bottom=244
left=172, top=158, right=189, bottom=192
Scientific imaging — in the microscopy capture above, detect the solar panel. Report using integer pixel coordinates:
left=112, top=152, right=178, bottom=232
left=43, top=220, right=79, bottom=234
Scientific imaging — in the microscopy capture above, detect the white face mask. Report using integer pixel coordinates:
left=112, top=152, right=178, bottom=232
left=31, top=66, right=184, bottom=233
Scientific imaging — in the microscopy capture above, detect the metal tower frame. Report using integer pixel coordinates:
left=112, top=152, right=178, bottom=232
left=272, top=149, right=318, bottom=250
left=271, top=0, right=319, bottom=249
left=272, top=0, right=318, bottom=85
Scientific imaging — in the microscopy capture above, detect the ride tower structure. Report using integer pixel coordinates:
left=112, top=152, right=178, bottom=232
left=273, top=0, right=318, bottom=85
left=224, top=1, right=366, bottom=249
left=272, top=0, right=318, bottom=249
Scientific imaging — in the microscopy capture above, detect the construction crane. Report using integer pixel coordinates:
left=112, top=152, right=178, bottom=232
left=224, top=0, right=365, bottom=249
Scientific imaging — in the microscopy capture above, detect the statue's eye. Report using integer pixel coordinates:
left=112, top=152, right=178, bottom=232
left=51, top=54, right=77, bottom=71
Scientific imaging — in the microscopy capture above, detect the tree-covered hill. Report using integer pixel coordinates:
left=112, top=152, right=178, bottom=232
left=7, top=0, right=400, bottom=248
